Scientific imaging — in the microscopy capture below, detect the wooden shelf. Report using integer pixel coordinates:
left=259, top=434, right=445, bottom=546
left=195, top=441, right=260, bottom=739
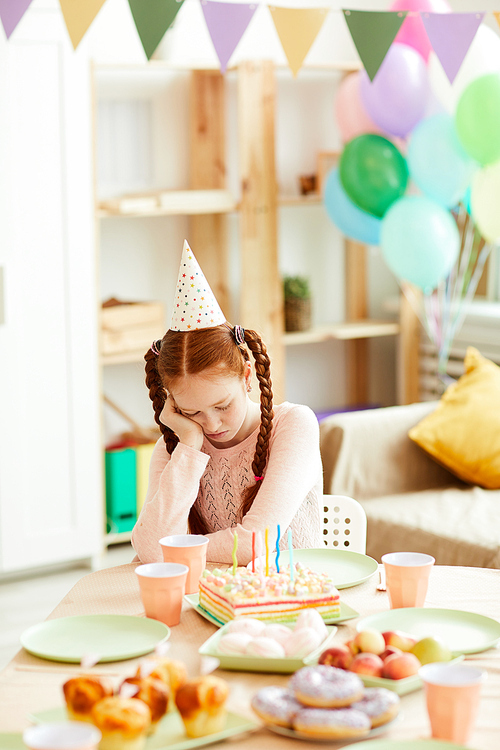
left=105, top=530, right=132, bottom=546
left=278, top=194, right=322, bottom=206
left=97, top=189, right=237, bottom=218
left=283, top=320, right=400, bottom=346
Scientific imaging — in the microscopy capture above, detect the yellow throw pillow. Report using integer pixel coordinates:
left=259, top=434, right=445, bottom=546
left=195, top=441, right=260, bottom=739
left=409, top=347, right=500, bottom=489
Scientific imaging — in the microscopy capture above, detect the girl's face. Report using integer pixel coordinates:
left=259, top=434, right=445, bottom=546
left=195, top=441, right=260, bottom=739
left=168, top=364, right=256, bottom=448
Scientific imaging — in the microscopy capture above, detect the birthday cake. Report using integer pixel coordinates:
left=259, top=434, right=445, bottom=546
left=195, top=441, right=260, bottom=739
left=198, top=564, right=340, bottom=625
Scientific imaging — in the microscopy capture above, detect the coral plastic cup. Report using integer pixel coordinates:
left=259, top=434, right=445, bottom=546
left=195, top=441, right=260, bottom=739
left=419, top=663, right=486, bottom=744
left=135, top=562, right=188, bottom=627
left=23, top=722, right=101, bottom=750
left=159, top=534, right=209, bottom=595
left=381, top=552, right=435, bottom=608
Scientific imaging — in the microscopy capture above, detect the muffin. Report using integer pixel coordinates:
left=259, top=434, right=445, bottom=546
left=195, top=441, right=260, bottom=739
left=175, top=675, right=229, bottom=738
left=62, top=674, right=113, bottom=723
left=119, top=676, right=169, bottom=734
left=138, top=657, right=187, bottom=710
left=91, top=696, right=151, bottom=750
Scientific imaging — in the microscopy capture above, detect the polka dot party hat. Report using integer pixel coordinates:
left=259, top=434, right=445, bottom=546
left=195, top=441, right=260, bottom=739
left=169, top=240, right=226, bottom=331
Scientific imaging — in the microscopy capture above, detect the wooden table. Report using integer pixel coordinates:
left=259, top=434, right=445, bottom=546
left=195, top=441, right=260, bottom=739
left=1, top=563, right=499, bottom=747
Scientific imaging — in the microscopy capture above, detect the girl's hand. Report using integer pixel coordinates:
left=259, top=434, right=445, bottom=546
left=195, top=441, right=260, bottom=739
left=160, top=395, right=204, bottom=451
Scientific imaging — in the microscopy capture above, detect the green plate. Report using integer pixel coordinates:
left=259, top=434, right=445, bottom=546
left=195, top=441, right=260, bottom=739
left=248, top=549, right=378, bottom=589
left=184, top=593, right=359, bottom=628
left=356, top=608, right=500, bottom=655
left=0, top=735, right=25, bottom=750
left=20, top=615, right=170, bottom=663
left=265, top=714, right=401, bottom=743
left=29, top=707, right=258, bottom=750
left=336, top=741, right=469, bottom=749
left=199, top=623, right=337, bottom=674
left=355, top=655, right=464, bottom=696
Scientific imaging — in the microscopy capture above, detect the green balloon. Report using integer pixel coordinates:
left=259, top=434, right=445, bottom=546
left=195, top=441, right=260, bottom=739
left=455, top=73, right=500, bottom=165
left=339, top=135, right=409, bottom=218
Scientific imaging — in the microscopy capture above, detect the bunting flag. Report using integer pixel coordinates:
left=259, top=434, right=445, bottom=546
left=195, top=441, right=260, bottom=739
left=269, top=6, right=329, bottom=77
left=60, top=0, right=108, bottom=50
left=0, top=0, right=34, bottom=39
left=342, top=9, right=407, bottom=82
left=495, top=12, right=500, bottom=31
left=128, top=0, right=185, bottom=60
left=421, top=12, right=485, bottom=84
left=201, top=0, right=256, bottom=73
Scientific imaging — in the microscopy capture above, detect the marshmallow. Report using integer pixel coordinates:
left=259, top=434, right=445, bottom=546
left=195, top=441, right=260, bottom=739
left=246, top=637, right=286, bottom=658
left=295, top=609, right=328, bottom=640
left=262, top=624, right=293, bottom=648
left=227, top=618, right=266, bottom=637
left=285, top=627, right=323, bottom=658
left=217, top=633, right=253, bottom=655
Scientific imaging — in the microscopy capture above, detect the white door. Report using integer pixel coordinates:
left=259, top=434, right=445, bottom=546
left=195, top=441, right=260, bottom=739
left=0, top=1, right=102, bottom=571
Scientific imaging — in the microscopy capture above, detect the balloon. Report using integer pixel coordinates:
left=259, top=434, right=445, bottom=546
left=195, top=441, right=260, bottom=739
left=335, top=72, right=382, bottom=143
left=323, top=168, right=381, bottom=245
left=455, top=73, right=500, bottom=165
left=339, top=134, right=409, bottom=218
left=407, top=113, right=477, bottom=207
left=389, top=0, right=452, bottom=62
left=429, top=25, right=500, bottom=113
left=381, top=196, right=460, bottom=291
left=470, top=162, right=500, bottom=243
left=360, top=44, right=430, bottom=137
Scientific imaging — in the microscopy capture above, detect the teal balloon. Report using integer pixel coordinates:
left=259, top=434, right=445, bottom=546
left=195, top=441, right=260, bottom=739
left=323, top=168, right=381, bottom=245
left=339, top=134, right=409, bottom=218
left=381, top=197, right=460, bottom=291
left=408, top=114, right=477, bottom=208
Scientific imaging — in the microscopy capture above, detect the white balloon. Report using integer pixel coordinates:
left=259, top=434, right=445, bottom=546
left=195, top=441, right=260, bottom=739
left=428, top=25, right=500, bottom=113
left=471, top=162, right=500, bottom=243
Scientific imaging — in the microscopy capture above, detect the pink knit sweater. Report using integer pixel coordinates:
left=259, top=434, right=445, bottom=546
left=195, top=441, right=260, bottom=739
left=131, top=402, right=323, bottom=565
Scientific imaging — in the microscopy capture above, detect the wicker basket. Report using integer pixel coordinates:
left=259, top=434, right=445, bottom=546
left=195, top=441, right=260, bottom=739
left=284, top=297, right=312, bottom=332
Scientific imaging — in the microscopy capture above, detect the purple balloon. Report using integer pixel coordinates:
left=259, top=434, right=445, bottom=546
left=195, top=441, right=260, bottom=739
left=360, top=43, right=429, bottom=138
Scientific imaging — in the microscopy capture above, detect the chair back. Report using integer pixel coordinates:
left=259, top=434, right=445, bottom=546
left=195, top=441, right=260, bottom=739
left=322, top=495, right=367, bottom=553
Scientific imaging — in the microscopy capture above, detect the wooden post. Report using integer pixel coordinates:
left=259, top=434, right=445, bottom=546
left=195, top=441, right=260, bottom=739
left=344, top=239, right=369, bottom=405
left=238, top=61, right=285, bottom=403
left=189, top=70, right=230, bottom=317
left=398, top=284, right=421, bottom=404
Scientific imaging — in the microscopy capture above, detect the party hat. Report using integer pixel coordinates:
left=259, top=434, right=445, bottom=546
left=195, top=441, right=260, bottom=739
left=169, top=240, right=226, bottom=331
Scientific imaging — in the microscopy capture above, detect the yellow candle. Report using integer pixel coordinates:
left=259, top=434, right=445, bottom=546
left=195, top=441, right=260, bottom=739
left=265, top=526, right=269, bottom=577
left=232, top=532, right=238, bottom=575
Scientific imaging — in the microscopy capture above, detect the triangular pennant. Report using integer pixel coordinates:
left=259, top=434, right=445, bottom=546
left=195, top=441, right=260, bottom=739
left=170, top=240, right=226, bottom=331
left=0, top=0, right=34, bottom=39
left=421, top=12, right=485, bottom=84
left=269, top=6, right=329, bottom=77
left=128, top=0, right=185, bottom=60
left=342, top=9, right=407, bottom=82
left=494, top=12, right=500, bottom=31
left=201, top=0, right=257, bottom=74
left=60, top=0, right=108, bottom=50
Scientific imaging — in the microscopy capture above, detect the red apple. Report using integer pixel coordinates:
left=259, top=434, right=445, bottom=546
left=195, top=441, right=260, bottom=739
left=349, top=652, right=384, bottom=677
left=380, top=645, right=403, bottom=662
left=353, top=628, right=386, bottom=655
left=381, top=652, right=421, bottom=680
left=318, top=645, right=353, bottom=670
left=382, top=630, right=417, bottom=652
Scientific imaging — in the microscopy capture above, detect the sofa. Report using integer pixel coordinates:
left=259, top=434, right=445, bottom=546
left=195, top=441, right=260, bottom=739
left=319, top=401, right=500, bottom=569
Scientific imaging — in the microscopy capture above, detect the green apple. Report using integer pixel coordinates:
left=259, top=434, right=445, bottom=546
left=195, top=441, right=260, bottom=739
left=410, top=636, right=452, bottom=665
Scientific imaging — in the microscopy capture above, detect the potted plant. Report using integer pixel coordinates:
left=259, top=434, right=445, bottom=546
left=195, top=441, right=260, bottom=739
left=283, top=275, right=312, bottom=332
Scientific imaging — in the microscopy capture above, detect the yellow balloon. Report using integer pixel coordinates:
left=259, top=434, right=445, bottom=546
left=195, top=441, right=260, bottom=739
left=471, top=162, right=500, bottom=243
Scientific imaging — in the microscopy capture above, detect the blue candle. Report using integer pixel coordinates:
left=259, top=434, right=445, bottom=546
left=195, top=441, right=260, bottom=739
left=275, top=524, right=281, bottom=573
left=288, top=528, right=294, bottom=581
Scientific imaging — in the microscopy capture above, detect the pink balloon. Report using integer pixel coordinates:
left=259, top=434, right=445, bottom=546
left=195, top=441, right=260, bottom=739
left=389, top=0, right=452, bottom=62
left=335, top=73, right=382, bottom=142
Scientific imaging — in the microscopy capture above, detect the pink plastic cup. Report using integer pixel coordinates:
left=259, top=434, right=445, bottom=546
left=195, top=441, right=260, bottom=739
left=135, top=562, right=188, bottom=627
left=381, top=552, right=435, bottom=608
left=419, top=663, right=486, bottom=744
left=23, top=722, right=101, bottom=750
left=159, top=534, right=209, bottom=595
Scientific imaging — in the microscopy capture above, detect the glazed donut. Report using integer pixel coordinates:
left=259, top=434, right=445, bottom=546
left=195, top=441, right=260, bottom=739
left=251, top=686, right=303, bottom=728
left=289, top=665, right=364, bottom=708
left=351, top=687, right=401, bottom=728
left=292, top=707, right=371, bottom=739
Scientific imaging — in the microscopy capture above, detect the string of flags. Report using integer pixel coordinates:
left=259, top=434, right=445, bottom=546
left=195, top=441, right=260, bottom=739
left=1, top=1, right=499, bottom=85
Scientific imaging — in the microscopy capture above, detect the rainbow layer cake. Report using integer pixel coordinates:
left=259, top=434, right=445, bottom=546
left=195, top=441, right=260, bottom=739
left=199, top=563, right=340, bottom=625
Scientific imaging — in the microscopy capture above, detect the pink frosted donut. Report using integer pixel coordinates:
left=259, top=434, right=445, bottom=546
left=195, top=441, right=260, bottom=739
left=246, top=637, right=286, bottom=658
left=262, top=624, right=292, bottom=648
left=289, top=665, right=364, bottom=708
left=295, top=609, right=328, bottom=639
left=351, top=687, right=400, bottom=728
left=251, top=686, right=303, bottom=727
left=292, top=707, right=370, bottom=739
left=217, top=632, right=253, bottom=655
left=285, top=627, right=322, bottom=658
left=227, top=618, right=265, bottom=637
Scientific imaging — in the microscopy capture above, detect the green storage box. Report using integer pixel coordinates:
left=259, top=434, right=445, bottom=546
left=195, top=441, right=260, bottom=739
left=105, top=448, right=137, bottom=533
